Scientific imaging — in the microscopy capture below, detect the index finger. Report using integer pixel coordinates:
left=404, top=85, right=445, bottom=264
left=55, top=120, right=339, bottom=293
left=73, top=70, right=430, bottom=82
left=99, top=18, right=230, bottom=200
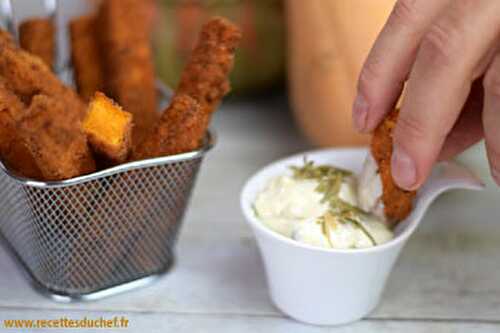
left=392, top=0, right=500, bottom=190
left=353, top=0, right=450, bottom=133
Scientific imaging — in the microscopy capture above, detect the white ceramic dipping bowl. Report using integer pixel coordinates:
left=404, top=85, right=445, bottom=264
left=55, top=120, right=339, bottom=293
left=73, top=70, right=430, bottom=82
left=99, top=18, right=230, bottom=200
left=240, top=148, right=483, bottom=326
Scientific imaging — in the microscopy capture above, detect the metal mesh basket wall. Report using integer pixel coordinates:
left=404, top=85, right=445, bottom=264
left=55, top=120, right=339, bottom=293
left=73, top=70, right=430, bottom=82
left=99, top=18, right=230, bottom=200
left=0, top=151, right=206, bottom=297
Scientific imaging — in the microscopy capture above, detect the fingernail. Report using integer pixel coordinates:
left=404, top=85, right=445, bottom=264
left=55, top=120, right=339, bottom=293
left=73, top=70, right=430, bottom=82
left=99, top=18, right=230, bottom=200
left=391, top=146, right=417, bottom=190
left=353, top=94, right=369, bottom=132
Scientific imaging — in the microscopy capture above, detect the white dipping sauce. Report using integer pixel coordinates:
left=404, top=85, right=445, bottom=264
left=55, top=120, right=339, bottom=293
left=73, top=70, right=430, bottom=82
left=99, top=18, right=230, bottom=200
left=254, top=162, right=393, bottom=249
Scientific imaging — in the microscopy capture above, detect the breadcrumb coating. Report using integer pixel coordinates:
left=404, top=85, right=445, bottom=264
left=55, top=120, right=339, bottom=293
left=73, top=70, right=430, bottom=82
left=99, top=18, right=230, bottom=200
left=371, top=109, right=416, bottom=223
left=133, top=94, right=208, bottom=160
left=0, top=80, right=41, bottom=178
left=0, top=29, right=16, bottom=48
left=97, top=0, right=158, bottom=146
left=19, top=95, right=95, bottom=181
left=176, top=17, right=242, bottom=115
left=70, top=15, right=104, bottom=101
left=0, top=39, right=86, bottom=119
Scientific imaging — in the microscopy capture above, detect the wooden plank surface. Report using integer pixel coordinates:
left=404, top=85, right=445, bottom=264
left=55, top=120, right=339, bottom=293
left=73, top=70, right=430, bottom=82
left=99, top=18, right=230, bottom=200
left=0, top=309, right=499, bottom=333
left=1, top=97, right=499, bottom=332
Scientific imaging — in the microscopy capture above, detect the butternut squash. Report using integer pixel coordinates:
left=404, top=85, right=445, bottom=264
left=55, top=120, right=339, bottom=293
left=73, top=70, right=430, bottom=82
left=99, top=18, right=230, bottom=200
left=287, top=0, right=396, bottom=147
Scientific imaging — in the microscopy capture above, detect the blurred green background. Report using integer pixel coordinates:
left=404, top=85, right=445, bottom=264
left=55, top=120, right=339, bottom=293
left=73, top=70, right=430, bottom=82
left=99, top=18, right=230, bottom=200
left=153, top=0, right=286, bottom=96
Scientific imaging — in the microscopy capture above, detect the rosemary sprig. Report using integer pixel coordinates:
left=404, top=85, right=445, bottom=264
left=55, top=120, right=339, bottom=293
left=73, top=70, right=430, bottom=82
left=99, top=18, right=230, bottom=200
left=343, top=217, right=377, bottom=246
left=316, top=213, right=336, bottom=248
left=291, top=159, right=353, bottom=203
left=292, top=159, right=377, bottom=247
left=291, top=159, right=352, bottom=181
left=317, top=210, right=376, bottom=247
left=291, top=159, right=360, bottom=217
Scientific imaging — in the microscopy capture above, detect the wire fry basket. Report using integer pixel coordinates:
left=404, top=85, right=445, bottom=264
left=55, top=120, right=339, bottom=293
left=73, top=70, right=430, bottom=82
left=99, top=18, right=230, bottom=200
left=0, top=134, right=214, bottom=301
left=0, top=0, right=216, bottom=301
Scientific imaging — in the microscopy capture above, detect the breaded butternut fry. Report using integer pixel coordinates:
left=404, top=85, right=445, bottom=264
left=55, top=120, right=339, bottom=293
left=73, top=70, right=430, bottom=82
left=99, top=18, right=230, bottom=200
left=133, top=94, right=208, bottom=160
left=0, top=29, right=16, bottom=48
left=0, top=44, right=60, bottom=101
left=97, top=0, right=158, bottom=145
left=176, top=17, right=242, bottom=115
left=83, top=92, right=133, bottom=163
left=0, top=80, right=41, bottom=178
left=0, top=35, right=87, bottom=119
left=19, top=95, right=96, bottom=181
left=19, top=17, right=55, bottom=69
left=69, top=15, right=104, bottom=101
left=371, top=109, right=416, bottom=222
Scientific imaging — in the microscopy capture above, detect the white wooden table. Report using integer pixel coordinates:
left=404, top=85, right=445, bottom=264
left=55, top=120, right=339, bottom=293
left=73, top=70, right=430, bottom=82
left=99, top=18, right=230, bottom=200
left=1, top=96, right=500, bottom=332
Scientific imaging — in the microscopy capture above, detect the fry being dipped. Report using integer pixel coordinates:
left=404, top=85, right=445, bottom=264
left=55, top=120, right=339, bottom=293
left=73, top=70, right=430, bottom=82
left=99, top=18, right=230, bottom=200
left=19, top=95, right=96, bottom=181
left=83, top=92, right=133, bottom=164
left=19, top=17, right=55, bottom=69
left=176, top=17, right=242, bottom=115
left=358, top=109, right=416, bottom=225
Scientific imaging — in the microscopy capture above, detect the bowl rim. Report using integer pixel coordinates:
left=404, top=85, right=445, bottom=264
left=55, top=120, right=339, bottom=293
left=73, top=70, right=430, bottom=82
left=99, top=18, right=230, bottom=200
left=0, top=130, right=216, bottom=189
left=240, top=147, right=417, bottom=255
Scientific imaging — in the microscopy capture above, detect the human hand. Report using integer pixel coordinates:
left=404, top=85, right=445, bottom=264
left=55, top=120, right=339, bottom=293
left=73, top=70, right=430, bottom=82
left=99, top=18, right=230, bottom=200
left=352, top=0, right=500, bottom=189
